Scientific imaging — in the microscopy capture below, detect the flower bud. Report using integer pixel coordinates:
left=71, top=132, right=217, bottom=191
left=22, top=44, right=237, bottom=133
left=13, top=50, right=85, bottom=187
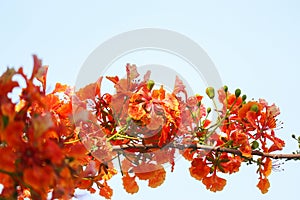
left=235, top=89, right=241, bottom=97
left=223, top=85, right=228, bottom=93
left=242, top=94, right=247, bottom=101
left=126, top=117, right=131, bottom=123
left=147, top=80, right=155, bottom=90
left=250, top=104, right=259, bottom=112
left=207, top=107, right=211, bottom=114
left=251, top=141, right=259, bottom=149
left=206, top=87, right=215, bottom=99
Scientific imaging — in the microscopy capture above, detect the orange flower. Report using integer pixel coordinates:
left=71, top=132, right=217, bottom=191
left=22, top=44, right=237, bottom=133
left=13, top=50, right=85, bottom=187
left=134, top=164, right=166, bottom=188
left=227, top=94, right=243, bottom=112
left=99, top=183, right=113, bottom=199
left=202, top=173, right=227, bottom=192
left=0, top=68, right=19, bottom=98
left=122, top=172, right=139, bottom=194
left=152, top=85, right=165, bottom=100
left=219, top=154, right=242, bottom=174
left=257, top=177, right=270, bottom=194
left=181, top=148, right=195, bottom=161
left=1, top=121, right=24, bottom=148
left=238, top=101, right=261, bottom=119
left=262, top=158, right=272, bottom=177
left=23, top=165, right=55, bottom=197
left=128, top=103, right=147, bottom=120
left=231, top=131, right=252, bottom=158
left=189, top=158, right=210, bottom=181
left=0, top=147, right=16, bottom=172
left=0, top=173, right=15, bottom=198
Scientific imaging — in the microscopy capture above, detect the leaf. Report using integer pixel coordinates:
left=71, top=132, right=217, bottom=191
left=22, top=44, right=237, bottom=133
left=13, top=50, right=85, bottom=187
left=122, top=173, right=139, bottom=194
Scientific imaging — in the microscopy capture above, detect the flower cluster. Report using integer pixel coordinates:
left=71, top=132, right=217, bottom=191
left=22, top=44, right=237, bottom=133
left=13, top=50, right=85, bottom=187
left=0, top=55, right=287, bottom=199
left=0, top=56, right=115, bottom=199
left=76, top=63, right=284, bottom=195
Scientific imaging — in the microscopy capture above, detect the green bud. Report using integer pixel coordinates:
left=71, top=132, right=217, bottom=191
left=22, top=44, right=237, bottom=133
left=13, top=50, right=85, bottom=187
left=235, top=88, right=241, bottom=97
left=126, top=117, right=131, bottom=123
left=292, top=134, right=296, bottom=139
left=223, top=85, right=228, bottom=93
left=147, top=80, right=155, bottom=90
left=206, top=87, right=215, bottom=99
left=242, top=94, right=247, bottom=101
left=250, top=104, right=259, bottom=112
left=251, top=141, right=259, bottom=149
left=207, top=107, right=211, bottom=114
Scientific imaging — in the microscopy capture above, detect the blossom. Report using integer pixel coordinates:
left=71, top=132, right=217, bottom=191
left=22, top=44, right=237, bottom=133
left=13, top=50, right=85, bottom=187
left=202, top=173, right=227, bottom=192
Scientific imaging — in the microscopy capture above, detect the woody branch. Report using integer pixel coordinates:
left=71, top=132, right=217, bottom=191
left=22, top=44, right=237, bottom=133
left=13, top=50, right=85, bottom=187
left=112, top=143, right=300, bottom=160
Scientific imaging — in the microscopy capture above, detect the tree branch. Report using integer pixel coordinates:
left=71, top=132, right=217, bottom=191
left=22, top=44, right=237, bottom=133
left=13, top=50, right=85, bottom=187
left=113, top=143, right=300, bottom=160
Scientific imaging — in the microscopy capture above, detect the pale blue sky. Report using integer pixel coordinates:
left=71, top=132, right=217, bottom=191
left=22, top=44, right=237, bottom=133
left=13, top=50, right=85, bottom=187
left=1, top=1, right=300, bottom=200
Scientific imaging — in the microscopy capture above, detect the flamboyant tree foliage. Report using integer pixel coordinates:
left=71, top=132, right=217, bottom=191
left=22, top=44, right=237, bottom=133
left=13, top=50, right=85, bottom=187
left=0, top=55, right=299, bottom=199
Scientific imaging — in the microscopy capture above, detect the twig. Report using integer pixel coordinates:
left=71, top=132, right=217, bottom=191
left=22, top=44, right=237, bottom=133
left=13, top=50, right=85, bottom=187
left=112, top=143, right=300, bottom=160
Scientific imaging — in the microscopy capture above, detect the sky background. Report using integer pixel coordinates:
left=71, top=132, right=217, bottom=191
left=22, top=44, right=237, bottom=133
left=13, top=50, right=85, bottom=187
left=1, top=1, right=300, bottom=200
